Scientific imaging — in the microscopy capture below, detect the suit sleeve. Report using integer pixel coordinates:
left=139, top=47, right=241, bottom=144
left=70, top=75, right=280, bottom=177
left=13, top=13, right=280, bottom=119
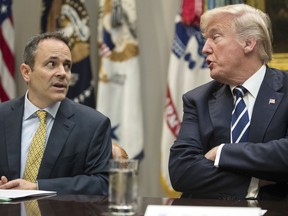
left=169, top=93, right=251, bottom=199
left=218, top=78, right=288, bottom=183
left=37, top=116, right=112, bottom=195
left=219, top=137, right=288, bottom=183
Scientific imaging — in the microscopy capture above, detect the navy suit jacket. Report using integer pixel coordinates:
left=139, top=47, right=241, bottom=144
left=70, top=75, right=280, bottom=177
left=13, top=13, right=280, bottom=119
left=169, top=67, right=288, bottom=200
left=0, top=97, right=112, bottom=195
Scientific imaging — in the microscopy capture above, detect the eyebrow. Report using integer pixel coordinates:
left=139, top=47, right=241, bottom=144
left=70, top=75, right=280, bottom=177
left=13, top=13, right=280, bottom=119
left=48, top=56, right=71, bottom=63
left=205, top=26, right=224, bottom=38
left=64, top=59, right=72, bottom=66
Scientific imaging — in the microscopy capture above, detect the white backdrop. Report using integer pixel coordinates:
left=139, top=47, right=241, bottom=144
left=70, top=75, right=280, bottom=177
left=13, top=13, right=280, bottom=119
left=13, top=0, right=179, bottom=197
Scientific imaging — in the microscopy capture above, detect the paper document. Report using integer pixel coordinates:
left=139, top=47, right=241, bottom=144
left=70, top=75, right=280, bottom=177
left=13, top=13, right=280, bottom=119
left=144, top=205, right=267, bottom=216
left=0, top=189, right=56, bottom=201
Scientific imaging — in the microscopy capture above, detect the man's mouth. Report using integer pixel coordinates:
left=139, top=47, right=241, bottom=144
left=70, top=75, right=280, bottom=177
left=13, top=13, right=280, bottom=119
left=53, top=82, right=67, bottom=89
left=206, top=59, right=213, bottom=68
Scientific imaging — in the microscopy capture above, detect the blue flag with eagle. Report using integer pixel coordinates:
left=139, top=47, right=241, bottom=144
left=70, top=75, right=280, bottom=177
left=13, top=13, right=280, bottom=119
left=41, top=0, right=95, bottom=108
left=97, top=0, right=144, bottom=159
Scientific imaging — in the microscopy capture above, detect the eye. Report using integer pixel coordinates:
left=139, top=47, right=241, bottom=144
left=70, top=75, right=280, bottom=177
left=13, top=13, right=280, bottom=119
left=47, top=61, right=56, bottom=69
left=212, top=34, right=220, bottom=40
left=64, top=62, right=72, bottom=71
left=211, top=32, right=224, bottom=43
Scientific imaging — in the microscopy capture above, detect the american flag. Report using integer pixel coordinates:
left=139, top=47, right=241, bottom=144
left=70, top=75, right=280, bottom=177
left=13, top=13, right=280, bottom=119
left=0, top=0, right=15, bottom=102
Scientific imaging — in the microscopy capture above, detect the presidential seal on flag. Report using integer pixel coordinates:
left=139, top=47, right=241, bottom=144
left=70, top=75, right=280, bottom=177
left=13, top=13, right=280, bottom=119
left=41, top=0, right=96, bottom=108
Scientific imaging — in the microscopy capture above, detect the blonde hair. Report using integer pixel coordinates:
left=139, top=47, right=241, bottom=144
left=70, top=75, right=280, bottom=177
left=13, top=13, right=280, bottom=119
left=200, top=4, right=273, bottom=63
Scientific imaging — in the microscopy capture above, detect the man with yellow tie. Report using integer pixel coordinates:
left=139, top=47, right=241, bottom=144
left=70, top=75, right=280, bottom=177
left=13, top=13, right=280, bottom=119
left=0, top=31, right=112, bottom=195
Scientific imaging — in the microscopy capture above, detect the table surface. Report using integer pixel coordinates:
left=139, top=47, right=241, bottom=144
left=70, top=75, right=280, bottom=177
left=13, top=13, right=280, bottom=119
left=0, top=195, right=287, bottom=216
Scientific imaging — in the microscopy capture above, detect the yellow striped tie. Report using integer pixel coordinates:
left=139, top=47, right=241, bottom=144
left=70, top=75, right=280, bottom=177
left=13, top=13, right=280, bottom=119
left=25, top=200, right=42, bottom=216
left=23, top=110, right=47, bottom=182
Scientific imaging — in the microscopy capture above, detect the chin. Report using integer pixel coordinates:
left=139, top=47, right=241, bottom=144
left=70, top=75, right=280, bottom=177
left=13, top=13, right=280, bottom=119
left=53, top=94, right=66, bottom=102
left=210, top=75, right=225, bottom=84
left=210, top=72, right=218, bottom=81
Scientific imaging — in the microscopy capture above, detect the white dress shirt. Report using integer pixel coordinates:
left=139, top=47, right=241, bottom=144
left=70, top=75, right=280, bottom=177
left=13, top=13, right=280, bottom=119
left=20, top=92, right=61, bottom=178
left=214, top=65, right=266, bottom=199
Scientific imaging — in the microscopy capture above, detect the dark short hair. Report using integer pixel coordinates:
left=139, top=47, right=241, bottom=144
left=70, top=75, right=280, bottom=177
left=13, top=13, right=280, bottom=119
left=23, top=31, right=71, bottom=69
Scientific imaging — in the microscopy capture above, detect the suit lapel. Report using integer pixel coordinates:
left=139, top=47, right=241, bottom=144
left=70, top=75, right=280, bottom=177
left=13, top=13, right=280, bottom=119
left=38, top=99, right=75, bottom=179
left=5, top=98, right=24, bottom=179
left=208, top=84, right=234, bottom=143
left=249, top=68, right=284, bottom=142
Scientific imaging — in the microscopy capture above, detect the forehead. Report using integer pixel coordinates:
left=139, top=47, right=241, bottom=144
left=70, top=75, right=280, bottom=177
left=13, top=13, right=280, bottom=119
left=203, top=15, right=234, bottom=36
left=36, top=39, right=71, bottom=60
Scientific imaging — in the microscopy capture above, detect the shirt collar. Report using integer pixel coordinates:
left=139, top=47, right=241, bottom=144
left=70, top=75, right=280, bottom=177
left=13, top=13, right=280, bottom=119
left=230, top=65, right=266, bottom=98
left=24, top=91, right=61, bottom=120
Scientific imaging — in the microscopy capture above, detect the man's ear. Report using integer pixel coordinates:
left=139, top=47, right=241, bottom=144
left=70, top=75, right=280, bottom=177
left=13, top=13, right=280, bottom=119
left=243, top=37, right=256, bottom=54
left=20, top=63, right=31, bottom=83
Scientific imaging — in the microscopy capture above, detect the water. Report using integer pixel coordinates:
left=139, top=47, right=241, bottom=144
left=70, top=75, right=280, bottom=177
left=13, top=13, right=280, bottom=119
left=109, top=169, right=138, bottom=215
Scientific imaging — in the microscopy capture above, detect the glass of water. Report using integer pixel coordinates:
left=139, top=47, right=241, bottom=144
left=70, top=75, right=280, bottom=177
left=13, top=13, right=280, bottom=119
left=108, top=159, right=139, bottom=215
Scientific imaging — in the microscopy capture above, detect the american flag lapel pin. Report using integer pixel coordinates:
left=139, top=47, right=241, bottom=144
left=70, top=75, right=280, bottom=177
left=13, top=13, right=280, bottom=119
left=269, top=98, right=276, bottom=104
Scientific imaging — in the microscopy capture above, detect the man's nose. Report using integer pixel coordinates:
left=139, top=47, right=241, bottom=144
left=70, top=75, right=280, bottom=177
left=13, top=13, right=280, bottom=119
left=202, top=39, right=212, bottom=55
left=56, top=65, right=67, bottom=76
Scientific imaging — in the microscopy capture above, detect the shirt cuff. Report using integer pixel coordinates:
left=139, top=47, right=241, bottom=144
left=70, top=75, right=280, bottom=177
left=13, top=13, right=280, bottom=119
left=246, top=177, right=260, bottom=199
left=36, top=181, right=39, bottom=190
left=214, top=144, right=225, bottom=167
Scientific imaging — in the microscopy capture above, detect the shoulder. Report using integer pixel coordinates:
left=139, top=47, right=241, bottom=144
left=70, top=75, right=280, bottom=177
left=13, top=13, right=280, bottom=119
left=264, top=67, right=288, bottom=89
left=60, top=98, right=109, bottom=122
left=183, top=80, right=224, bottom=100
left=0, top=97, right=24, bottom=112
left=266, top=67, right=288, bottom=79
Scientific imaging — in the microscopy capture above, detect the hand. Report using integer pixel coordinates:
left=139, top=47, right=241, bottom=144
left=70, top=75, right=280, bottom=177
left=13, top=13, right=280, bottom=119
left=0, top=176, right=8, bottom=185
left=204, top=146, right=219, bottom=161
left=0, top=177, right=37, bottom=190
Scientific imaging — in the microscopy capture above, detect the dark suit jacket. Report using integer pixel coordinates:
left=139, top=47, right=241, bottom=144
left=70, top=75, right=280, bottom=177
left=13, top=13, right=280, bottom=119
left=0, top=97, right=112, bottom=195
left=169, top=67, right=288, bottom=200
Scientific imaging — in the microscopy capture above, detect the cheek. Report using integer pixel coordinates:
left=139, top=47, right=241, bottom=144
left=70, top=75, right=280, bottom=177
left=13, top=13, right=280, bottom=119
left=226, top=42, right=244, bottom=57
left=66, top=73, right=72, bottom=81
left=219, top=48, right=242, bottom=67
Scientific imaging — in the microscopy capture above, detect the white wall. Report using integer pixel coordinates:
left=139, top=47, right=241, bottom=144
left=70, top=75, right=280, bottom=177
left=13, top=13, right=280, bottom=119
left=13, top=0, right=179, bottom=197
